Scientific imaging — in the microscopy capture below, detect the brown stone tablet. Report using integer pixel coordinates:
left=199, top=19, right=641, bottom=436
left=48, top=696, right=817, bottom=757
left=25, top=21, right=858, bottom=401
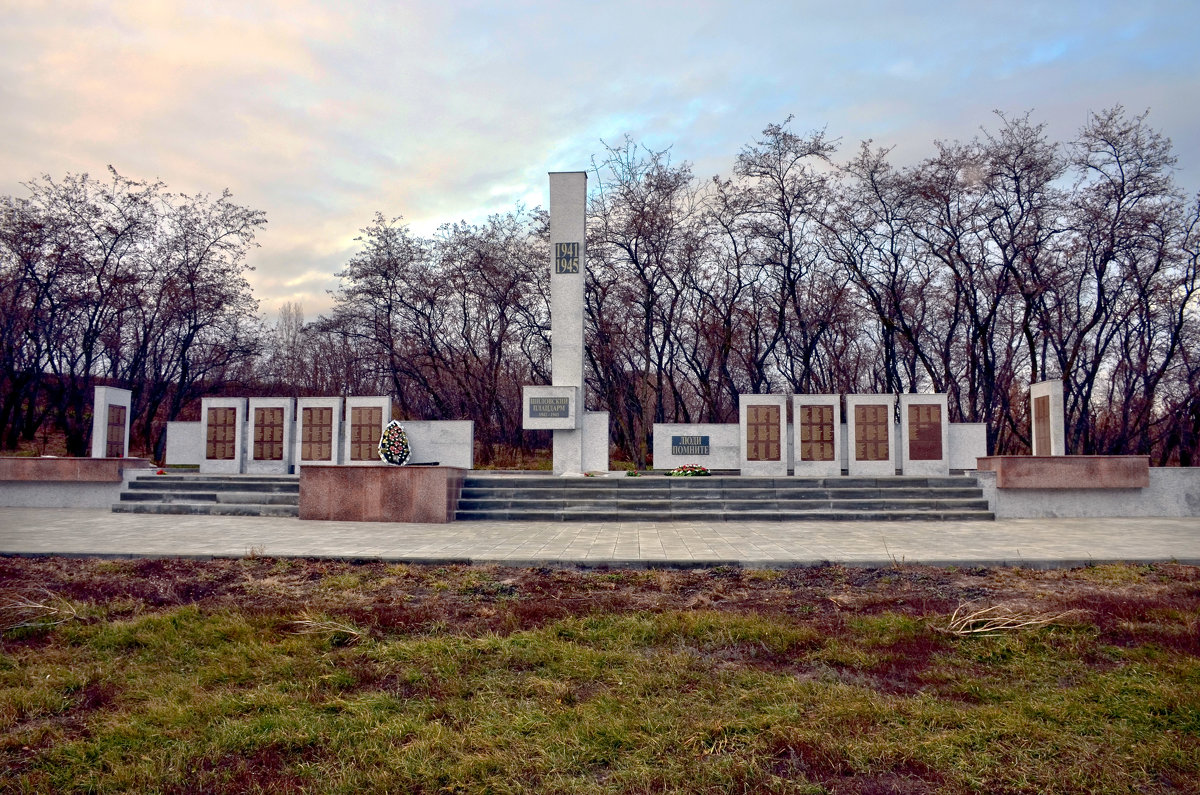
left=746, top=404, right=781, bottom=461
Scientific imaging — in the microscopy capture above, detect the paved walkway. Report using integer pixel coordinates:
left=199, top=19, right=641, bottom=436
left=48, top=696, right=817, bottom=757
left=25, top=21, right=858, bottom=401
left=0, top=508, right=1198, bottom=568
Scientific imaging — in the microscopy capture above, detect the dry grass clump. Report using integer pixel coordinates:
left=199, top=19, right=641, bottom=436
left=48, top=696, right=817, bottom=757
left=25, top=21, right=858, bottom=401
left=933, top=601, right=1086, bottom=637
left=0, top=587, right=78, bottom=631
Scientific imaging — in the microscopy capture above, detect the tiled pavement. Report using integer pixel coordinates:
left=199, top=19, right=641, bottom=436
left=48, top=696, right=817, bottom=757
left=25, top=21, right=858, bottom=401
left=0, top=507, right=1198, bottom=568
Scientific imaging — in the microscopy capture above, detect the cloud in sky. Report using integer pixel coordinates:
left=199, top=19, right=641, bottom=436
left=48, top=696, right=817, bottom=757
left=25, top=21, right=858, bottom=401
left=3, top=0, right=1198, bottom=317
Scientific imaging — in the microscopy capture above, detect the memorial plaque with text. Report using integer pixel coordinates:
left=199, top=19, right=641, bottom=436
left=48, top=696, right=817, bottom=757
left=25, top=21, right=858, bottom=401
left=907, top=403, right=942, bottom=461
left=671, top=435, right=710, bottom=455
left=206, top=407, right=237, bottom=461
left=301, top=406, right=334, bottom=461
left=253, top=407, right=285, bottom=461
left=798, top=404, right=835, bottom=462
left=746, top=405, right=781, bottom=461
left=350, top=406, right=383, bottom=461
left=555, top=242, right=580, bottom=274
left=106, top=405, right=126, bottom=458
left=529, top=397, right=571, bottom=418
left=1034, top=395, right=1050, bottom=455
left=854, top=404, right=890, bottom=462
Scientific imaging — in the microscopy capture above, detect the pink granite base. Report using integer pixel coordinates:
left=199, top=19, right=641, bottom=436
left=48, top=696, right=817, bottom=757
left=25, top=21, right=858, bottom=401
left=975, top=456, right=1150, bottom=489
left=0, top=457, right=155, bottom=482
left=299, top=465, right=465, bottom=522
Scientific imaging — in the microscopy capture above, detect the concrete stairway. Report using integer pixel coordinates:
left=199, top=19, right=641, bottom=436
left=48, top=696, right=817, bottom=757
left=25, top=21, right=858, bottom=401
left=113, top=473, right=300, bottom=517
left=455, top=475, right=994, bottom=522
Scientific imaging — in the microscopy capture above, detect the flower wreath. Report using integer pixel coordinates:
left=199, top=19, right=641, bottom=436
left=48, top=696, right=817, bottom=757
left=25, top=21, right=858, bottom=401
left=378, top=420, right=411, bottom=466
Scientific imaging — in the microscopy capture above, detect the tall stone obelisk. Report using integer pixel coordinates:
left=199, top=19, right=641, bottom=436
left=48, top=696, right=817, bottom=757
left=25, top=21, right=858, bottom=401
left=549, top=171, right=587, bottom=474
left=521, top=171, right=608, bottom=474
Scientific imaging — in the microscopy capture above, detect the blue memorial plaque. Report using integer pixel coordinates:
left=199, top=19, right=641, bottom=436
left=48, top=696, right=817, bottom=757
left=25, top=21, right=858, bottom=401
left=671, top=435, right=710, bottom=455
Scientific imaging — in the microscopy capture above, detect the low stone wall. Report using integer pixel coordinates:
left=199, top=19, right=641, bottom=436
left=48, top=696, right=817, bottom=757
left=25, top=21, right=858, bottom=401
left=299, top=465, right=465, bottom=523
left=977, top=455, right=1150, bottom=488
left=975, top=466, right=1200, bottom=518
left=0, top=457, right=155, bottom=508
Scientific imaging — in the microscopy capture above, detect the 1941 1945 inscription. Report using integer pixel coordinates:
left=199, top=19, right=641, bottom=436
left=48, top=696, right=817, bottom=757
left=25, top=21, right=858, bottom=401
left=529, top=397, right=571, bottom=418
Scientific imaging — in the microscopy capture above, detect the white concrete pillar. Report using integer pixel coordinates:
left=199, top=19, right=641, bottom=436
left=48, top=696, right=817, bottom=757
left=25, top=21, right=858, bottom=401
left=544, top=171, right=608, bottom=474
left=1030, top=379, right=1066, bottom=456
left=91, top=386, right=132, bottom=458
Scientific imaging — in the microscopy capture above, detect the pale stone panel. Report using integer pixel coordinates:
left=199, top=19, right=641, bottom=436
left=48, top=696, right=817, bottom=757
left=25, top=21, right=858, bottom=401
left=165, top=421, right=202, bottom=466
left=1030, top=379, right=1066, bottom=456
left=200, top=397, right=247, bottom=474
left=342, top=396, right=394, bottom=466
left=294, top=397, right=342, bottom=467
left=899, top=393, right=950, bottom=476
left=90, top=386, right=133, bottom=458
left=845, top=395, right=896, bottom=477
left=792, top=395, right=841, bottom=477
left=402, top=421, right=475, bottom=469
left=949, top=423, right=988, bottom=471
left=246, top=398, right=294, bottom=474
left=739, top=394, right=789, bottom=476
left=522, top=386, right=579, bottom=430
left=582, top=411, right=610, bottom=473
left=652, top=423, right=740, bottom=470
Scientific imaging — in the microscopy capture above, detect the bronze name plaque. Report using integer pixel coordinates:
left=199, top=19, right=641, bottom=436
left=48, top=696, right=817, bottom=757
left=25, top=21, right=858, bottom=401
left=907, top=404, right=943, bottom=461
left=106, top=404, right=126, bottom=458
left=1033, top=395, right=1050, bottom=455
left=798, top=404, right=835, bottom=462
left=350, top=406, right=384, bottom=461
left=854, top=404, right=890, bottom=462
left=205, top=407, right=237, bottom=461
left=746, top=404, right=781, bottom=461
left=301, top=406, right=334, bottom=461
left=253, top=407, right=285, bottom=461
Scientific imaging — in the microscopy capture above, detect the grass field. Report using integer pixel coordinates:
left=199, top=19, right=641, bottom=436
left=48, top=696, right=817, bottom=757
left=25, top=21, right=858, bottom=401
left=1, top=557, right=1198, bottom=794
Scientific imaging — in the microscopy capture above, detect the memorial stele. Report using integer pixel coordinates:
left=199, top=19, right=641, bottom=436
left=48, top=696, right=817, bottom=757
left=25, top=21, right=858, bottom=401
left=522, top=172, right=609, bottom=474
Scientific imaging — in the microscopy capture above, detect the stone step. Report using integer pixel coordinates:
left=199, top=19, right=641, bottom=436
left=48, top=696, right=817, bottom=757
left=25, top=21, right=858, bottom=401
left=454, top=474, right=992, bottom=522
left=454, top=509, right=995, bottom=522
left=119, top=490, right=299, bottom=506
left=112, top=501, right=300, bottom=517
left=458, top=485, right=984, bottom=499
left=456, top=496, right=991, bottom=511
left=460, top=475, right=980, bottom=489
left=127, top=480, right=299, bottom=494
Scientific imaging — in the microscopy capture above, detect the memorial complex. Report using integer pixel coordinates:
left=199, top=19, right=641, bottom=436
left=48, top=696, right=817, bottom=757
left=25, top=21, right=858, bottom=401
left=0, top=172, right=1197, bottom=523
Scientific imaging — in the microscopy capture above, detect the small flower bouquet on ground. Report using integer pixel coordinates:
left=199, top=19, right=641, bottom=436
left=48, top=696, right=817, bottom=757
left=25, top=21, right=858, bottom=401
left=378, top=420, right=411, bottom=466
left=666, top=464, right=709, bottom=477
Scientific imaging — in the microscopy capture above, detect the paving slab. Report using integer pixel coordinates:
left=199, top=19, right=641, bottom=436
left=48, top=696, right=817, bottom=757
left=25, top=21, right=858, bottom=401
left=0, top=507, right=1197, bottom=568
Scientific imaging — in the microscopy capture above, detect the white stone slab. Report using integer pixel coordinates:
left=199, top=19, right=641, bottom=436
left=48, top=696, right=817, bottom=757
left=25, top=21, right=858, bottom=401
left=90, top=386, right=132, bottom=459
left=165, top=421, right=202, bottom=466
left=200, top=397, right=247, bottom=474
left=1030, top=379, right=1066, bottom=455
left=246, top=398, right=295, bottom=475
left=652, top=423, right=740, bottom=470
left=739, top=394, right=789, bottom=476
left=402, top=420, right=475, bottom=469
left=295, top=397, right=343, bottom=467
left=845, top=394, right=896, bottom=477
left=343, top=396, right=394, bottom=466
left=899, top=393, right=950, bottom=476
left=582, top=411, right=610, bottom=473
left=793, top=395, right=841, bottom=477
left=523, top=385, right=579, bottom=430
left=949, top=423, right=988, bottom=471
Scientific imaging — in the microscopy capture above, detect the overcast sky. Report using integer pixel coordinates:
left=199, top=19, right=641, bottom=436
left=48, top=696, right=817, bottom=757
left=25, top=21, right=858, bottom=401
left=3, top=1, right=1198, bottom=319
